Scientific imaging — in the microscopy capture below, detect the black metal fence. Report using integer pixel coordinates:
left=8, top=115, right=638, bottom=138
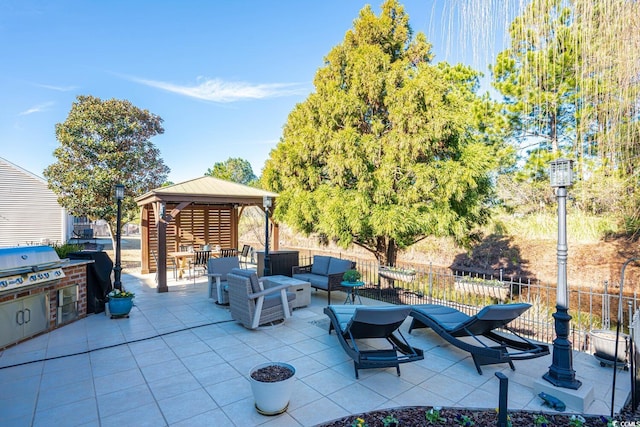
left=297, top=252, right=638, bottom=352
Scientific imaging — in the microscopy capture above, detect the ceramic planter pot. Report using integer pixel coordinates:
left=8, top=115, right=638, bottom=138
left=379, top=268, right=416, bottom=283
left=249, top=362, right=296, bottom=415
left=108, top=297, right=134, bottom=318
left=589, top=329, right=629, bottom=367
left=454, top=279, right=511, bottom=301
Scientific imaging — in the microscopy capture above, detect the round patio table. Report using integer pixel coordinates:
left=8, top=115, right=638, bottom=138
left=340, top=281, right=364, bottom=304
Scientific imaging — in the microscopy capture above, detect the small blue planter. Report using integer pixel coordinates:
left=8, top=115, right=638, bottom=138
left=108, top=297, right=134, bottom=318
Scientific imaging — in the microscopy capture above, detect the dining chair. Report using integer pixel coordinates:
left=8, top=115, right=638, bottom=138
left=189, top=250, right=211, bottom=283
left=220, top=248, right=238, bottom=257
left=239, top=244, right=252, bottom=268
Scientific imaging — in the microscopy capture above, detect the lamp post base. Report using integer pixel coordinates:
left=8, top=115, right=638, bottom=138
left=543, top=306, right=582, bottom=390
left=263, top=256, right=270, bottom=277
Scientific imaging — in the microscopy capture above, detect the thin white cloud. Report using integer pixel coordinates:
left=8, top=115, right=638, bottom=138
left=129, top=76, right=306, bottom=102
left=33, top=83, right=78, bottom=92
left=18, top=101, right=55, bottom=116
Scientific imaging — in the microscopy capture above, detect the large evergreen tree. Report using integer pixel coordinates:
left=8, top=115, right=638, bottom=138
left=44, top=95, right=170, bottom=241
left=491, top=0, right=579, bottom=155
left=491, top=0, right=639, bottom=229
left=262, top=0, right=504, bottom=265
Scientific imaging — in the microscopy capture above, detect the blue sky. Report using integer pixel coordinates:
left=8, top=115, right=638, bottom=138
left=0, top=1, right=522, bottom=184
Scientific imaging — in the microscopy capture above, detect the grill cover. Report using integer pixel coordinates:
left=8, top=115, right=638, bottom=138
left=68, top=251, right=113, bottom=314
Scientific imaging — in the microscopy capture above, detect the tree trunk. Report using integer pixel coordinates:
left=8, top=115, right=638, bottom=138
left=374, top=237, right=399, bottom=288
left=106, top=222, right=116, bottom=253
left=373, top=237, right=398, bottom=267
left=386, top=238, right=397, bottom=267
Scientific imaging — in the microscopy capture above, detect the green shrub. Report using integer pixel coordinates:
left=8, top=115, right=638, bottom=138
left=53, top=243, right=84, bottom=259
left=343, top=269, right=362, bottom=282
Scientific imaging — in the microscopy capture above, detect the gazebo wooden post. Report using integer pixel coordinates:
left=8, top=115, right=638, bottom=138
left=157, top=202, right=168, bottom=293
left=140, top=205, right=151, bottom=274
left=273, top=222, right=280, bottom=251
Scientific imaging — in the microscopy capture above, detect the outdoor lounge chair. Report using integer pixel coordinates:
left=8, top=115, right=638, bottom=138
left=227, top=268, right=296, bottom=329
left=408, top=303, right=549, bottom=374
left=324, top=305, right=424, bottom=379
left=206, top=256, right=240, bottom=304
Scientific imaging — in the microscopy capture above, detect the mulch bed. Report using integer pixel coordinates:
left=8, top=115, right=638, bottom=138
left=315, top=405, right=640, bottom=426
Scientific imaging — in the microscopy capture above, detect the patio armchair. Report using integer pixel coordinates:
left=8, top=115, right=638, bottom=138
left=206, top=256, right=240, bottom=304
left=226, top=268, right=296, bottom=329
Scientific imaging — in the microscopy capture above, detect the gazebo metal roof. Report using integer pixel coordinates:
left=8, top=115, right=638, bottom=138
left=135, top=176, right=278, bottom=205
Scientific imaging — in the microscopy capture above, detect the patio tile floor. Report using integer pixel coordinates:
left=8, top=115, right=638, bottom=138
left=0, top=270, right=632, bottom=426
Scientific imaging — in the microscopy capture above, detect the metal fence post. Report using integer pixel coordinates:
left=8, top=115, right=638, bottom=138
left=428, top=262, right=433, bottom=303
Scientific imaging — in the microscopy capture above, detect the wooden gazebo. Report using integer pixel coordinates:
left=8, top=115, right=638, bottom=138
left=135, top=176, right=278, bottom=292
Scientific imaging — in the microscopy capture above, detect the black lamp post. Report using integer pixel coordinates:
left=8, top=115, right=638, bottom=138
left=263, top=195, right=272, bottom=277
left=543, top=158, right=582, bottom=389
left=113, top=184, right=124, bottom=290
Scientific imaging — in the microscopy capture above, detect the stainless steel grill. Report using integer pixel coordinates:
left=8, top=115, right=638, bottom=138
left=0, top=246, right=67, bottom=291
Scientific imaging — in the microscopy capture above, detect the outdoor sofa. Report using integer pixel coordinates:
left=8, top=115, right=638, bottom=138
left=292, top=255, right=355, bottom=304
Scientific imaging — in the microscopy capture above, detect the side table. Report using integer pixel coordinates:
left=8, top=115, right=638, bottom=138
left=340, top=281, right=364, bottom=304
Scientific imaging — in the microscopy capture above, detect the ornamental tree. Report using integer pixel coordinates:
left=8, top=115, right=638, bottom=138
left=44, top=95, right=170, bottom=242
left=205, top=157, right=257, bottom=186
left=262, top=0, right=505, bottom=266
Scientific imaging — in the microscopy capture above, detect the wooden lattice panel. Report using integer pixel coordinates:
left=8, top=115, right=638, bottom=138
left=143, top=204, right=237, bottom=273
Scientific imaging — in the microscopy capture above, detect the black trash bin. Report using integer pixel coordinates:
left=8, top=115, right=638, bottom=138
left=68, top=251, right=113, bottom=314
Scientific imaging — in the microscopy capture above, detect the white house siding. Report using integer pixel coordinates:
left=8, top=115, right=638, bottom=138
left=0, top=157, right=72, bottom=247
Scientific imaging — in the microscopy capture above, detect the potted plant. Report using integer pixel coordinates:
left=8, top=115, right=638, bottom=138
left=249, top=362, right=296, bottom=415
left=107, top=288, right=135, bottom=318
left=343, top=269, right=362, bottom=283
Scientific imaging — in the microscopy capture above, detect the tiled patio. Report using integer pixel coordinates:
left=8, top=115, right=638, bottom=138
left=0, top=270, right=632, bottom=426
